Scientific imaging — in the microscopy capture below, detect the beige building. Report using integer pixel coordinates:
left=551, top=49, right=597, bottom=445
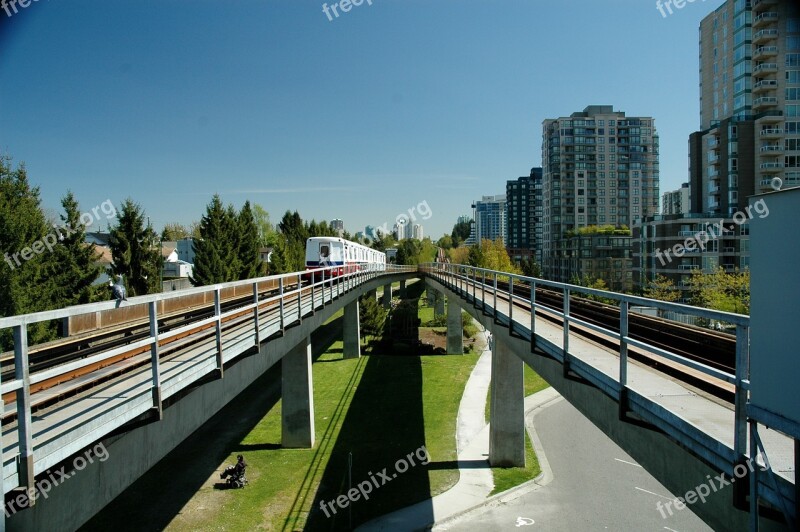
left=541, top=105, right=660, bottom=282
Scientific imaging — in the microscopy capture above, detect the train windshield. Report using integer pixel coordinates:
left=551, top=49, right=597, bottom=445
left=320, top=244, right=330, bottom=258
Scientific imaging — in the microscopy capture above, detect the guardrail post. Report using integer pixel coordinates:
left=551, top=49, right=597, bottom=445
left=734, top=323, right=750, bottom=506
left=481, top=271, right=486, bottom=311
left=253, top=282, right=262, bottom=347
left=214, top=288, right=224, bottom=377
left=508, top=277, right=514, bottom=333
left=493, top=273, right=498, bottom=319
left=562, top=286, right=570, bottom=376
left=148, top=301, right=163, bottom=418
left=279, top=277, right=285, bottom=334
left=530, top=280, right=537, bottom=351
left=297, top=273, right=303, bottom=323
left=14, top=324, right=35, bottom=503
left=618, top=300, right=629, bottom=419
left=311, top=270, right=316, bottom=314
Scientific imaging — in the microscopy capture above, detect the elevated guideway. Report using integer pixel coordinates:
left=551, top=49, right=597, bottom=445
left=0, top=265, right=415, bottom=531
left=423, top=264, right=795, bottom=531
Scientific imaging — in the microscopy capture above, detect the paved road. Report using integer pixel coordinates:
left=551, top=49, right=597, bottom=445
left=438, top=398, right=713, bottom=532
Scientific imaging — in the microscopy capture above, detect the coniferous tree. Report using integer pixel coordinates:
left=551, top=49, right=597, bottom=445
left=237, top=201, right=263, bottom=280
left=48, top=191, right=105, bottom=305
left=108, top=199, right=162, bottom=296
left=192, top=195, right=235, bottom=286
left=0, top=156, right=61, bottom=347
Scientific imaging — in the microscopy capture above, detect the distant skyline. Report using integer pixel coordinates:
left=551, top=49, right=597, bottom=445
left=1, top=0, right=718, bottom=239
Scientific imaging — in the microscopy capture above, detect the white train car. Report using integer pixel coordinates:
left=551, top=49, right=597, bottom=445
left=305, top=236, right=386, bottom=276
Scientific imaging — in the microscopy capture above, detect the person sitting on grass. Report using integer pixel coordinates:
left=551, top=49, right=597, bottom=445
left=220, top=455, right=246, bottom=479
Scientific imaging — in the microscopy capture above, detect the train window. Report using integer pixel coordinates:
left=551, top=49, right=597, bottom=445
left=320, top=244, right=329, bottom=258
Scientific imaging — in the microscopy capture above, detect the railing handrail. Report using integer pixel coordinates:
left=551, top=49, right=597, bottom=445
left=419, top=263, right=749, bottom=326
left=0, top=264, right=416, bottom=329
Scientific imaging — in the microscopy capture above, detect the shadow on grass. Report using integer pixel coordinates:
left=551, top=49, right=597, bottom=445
left=298, top=361, right=431, bottom=530
left=79, top=315, right=345, bottom=532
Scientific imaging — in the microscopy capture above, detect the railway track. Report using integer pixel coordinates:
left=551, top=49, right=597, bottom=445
left=0, top=278, right=313, bottom=417
left=461, top=275, right=736, bottom=401
left=3, top=270, right=739, bottom=419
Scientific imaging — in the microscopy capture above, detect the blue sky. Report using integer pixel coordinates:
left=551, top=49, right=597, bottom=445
left=1, top=0, right=717, bottom=239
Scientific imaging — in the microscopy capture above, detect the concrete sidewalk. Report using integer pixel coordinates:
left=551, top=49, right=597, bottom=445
left=358, top=327, right=560, bottom=531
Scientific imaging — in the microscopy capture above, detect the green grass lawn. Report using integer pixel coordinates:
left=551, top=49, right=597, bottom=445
left=163, top=348, right=479, bottom=531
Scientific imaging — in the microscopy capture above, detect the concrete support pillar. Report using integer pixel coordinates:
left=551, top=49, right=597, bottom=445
left=382, top=284, right=392, bottom=309
left=282, top=336, right=315, bottom=448
left=427, top=288, right=435, bottom=306
left=434, top=291, right=445, bottom=317
left=367, top=289, right=377, bottom=301
left=399, top=280, right=407, bottom=298
left=447, top=296, right=463, bottom=354
left=489, top=336, right=525, bottom=467
left=343, top=300, right=361, bottom=359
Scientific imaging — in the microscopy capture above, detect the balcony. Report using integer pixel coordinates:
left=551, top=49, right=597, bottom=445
left=760, top=162, right=783, bottom=172
left=760, top=127, right=783, bottom=138
left=708, top=168, right=720, bottom=178
left=678, top=230, right=695, bottom=237
left=753, top=96, right=779, bottom=110
left=753, top=63, right=778, bottom=75
left=753, top=79, right=778, bottom=93
left=708, top=154, right=720, bottom=165
left=753, top=0, right=777, bottom=10
left=709, top=186, right=721, bottom=195
left=753, top=12, right=779, bottom=29
left=679, top=264, right=700, bottom=270
left=753, top=29, right=778, bottom=44
left=753, top=46, right=778, bottom=60
left=756, top=112, right=783, bottom=123
left=760, top=144, right=783, bottom=153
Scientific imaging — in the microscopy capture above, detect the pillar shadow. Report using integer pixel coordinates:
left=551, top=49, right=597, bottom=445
left=79, top=316, right=344, bottom=532
left=299, top=355, right=432, bottom=532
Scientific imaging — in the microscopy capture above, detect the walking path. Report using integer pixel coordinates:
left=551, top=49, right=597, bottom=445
left=358, top=326, right=559, bottom=531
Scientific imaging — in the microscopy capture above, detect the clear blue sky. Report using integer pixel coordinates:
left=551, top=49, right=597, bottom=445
left=1, top=0, right=716, bottom=239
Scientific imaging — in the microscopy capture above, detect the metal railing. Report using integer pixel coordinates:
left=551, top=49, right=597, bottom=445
left=420, top=262, right=751, bottom=475
left=0, top=263, right=415, bottom=494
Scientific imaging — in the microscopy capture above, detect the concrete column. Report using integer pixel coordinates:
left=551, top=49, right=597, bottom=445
left=343, top=300, right=361, bottom=359
left=282, top=336, right=315, bottom=448
left=382, top=283, right=392, bottom=309
left=399, top=280, right=407, bottom=298
left=447, top=296, right=463, bottom=354
left=489, top=336, right=525, bottom=467
left=427, top=288, right=435, bottom=306
left=434, top=291, right=445, bottom=317
left=367, top=289, right=377, bottom=301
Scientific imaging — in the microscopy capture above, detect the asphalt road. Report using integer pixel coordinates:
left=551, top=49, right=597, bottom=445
left=440, top=398, right=713, bottom=532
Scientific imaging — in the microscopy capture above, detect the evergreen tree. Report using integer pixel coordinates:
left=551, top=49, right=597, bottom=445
left=0, top=157, right=61, bottom=347
left=237, top=201, right=263, bottom=280
left=109, top=199, right=162, bottom=296
left=192, top=195, right=236, bottom=286
left=48, top=191, right=105, bottom=305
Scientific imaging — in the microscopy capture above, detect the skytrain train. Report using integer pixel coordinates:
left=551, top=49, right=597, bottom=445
left=305, top=236, right=386, bottom=277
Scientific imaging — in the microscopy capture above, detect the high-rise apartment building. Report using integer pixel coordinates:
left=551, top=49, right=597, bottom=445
left=662, top=183, right=691, bottom=215
left=330, top=219, right=344, bottom=236
left=690, top=0, right=800, bottom=217
left=506, top=168, right=543, bottom=264
left=470, top=195, right=507, bottom=245
left=541, top=105, right=660, bottom=282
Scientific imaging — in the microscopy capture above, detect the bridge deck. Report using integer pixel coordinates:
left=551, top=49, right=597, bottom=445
left=425, top=269, right=795, bottom=502
left=1, top=274, right=368, bottom=492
